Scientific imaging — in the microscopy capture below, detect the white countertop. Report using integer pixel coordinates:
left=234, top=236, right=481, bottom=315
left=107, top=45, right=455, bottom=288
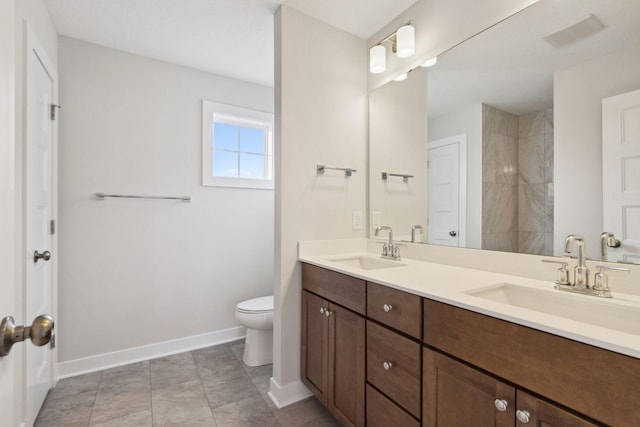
left=299, top=250, right=640, bottom=360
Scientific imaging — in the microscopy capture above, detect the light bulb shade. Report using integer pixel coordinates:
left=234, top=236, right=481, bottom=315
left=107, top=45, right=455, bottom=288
left=421, top=56, right=438, bottom=67
left=396, top=25, right=415, bottom=58
left=370, top=45, right=386, bottom=74
left=393, top=73, right=408, bottom=82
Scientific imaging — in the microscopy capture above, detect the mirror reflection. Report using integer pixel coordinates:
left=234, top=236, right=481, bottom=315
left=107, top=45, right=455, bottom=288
left=369, top=0, right=640, bottom=262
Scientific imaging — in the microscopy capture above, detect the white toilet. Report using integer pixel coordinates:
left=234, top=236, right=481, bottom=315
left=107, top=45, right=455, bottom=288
left=235, top=295, right=274, bottom=367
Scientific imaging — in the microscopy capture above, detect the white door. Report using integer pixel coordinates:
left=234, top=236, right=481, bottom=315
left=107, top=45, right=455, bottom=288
left=602, top=89, right=640, bottom=264
left=1, top=2, right=18, bottom=424
left=25, top=28, right=57, bottom=426
left=427, top=137, right=463, bottom=247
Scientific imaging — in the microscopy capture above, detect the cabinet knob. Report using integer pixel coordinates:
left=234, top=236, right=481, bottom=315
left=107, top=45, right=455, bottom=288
left=324, top=310, right=331, bottom=318
left=494, top=399, right=508, bottom=412
left=516, top=410, right=531, bottom=423
left=383, top=304, right=393, bottom=313
left=382, top=361, right=393, bottom=371
left=320, top=307, right=325, bottom=315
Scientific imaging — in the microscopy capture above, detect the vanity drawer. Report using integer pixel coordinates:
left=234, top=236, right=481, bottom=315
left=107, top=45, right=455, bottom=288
left=366, top=384, right=420, bottom=427
left=302, top=263, right=366, bottom=315
left=367, top=320, right=421, bottom=418
left=367, top=282, right=421, bottom=339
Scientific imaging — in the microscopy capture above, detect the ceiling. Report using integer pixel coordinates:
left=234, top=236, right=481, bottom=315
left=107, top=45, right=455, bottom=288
left=43, top=0, right=417, bottom=88
left=427, top=0, right=640, bottom=119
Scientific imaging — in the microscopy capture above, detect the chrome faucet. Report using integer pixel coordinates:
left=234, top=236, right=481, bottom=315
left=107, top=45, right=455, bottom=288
left=600, top=232, right=621, bottom=262
left=375, top=226, right=400, bottom=260
left=411, top=225, right=423, bottom=243
left=542, top=235, right=630, bottom=298
left=565, top=235, right=588, bottom=288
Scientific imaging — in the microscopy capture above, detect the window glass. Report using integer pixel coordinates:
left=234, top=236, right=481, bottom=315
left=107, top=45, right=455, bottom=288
left=214, top=122, right=239, bottom=151
left=213, top=151, right=238, bottom=177
left=240, top=153, right=265, bottom=178
left=240, top=127, right=265, bottom=154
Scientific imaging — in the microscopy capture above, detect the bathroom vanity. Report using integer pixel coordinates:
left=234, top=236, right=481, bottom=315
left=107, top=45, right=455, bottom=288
left=300, top=256, right=640, bottom=427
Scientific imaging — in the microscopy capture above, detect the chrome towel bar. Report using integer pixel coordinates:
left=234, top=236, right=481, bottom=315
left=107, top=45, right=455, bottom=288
left=317, top=164, right=357, bottom=177
left=381, top=172, right=414, bottom=182
left=96, top=193, right=191, bottom=203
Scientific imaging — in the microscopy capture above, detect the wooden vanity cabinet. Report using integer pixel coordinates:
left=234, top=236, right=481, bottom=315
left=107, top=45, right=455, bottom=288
left=301, top=263, right=635, bottom=426
left=423, top=348, right=515, bottom=427
left=515, top=390, right=601, bottom=427
left=301, top=265, right=366, bottom=427
left=423, top=299, right=627, bottom=426
left=423, top=348, right=601, bottom=427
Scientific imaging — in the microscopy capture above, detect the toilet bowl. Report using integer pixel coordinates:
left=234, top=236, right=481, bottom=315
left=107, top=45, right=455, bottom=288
left=235, top=295, right=273, bottom=367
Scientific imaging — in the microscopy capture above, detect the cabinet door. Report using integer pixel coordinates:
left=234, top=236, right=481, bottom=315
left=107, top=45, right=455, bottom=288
left=516, top=391, right=603, bottom=427
left=423, top=348, right=515, bottom=427
left=328, top=303, right=365, bottom=427
left=301, top=291, right=328, bottom=403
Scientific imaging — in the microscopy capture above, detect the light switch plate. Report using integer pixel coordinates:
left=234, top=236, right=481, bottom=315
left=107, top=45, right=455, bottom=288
left=371, top=211, right=381, bottom=229
left=352, top=211, right=362, bottom=230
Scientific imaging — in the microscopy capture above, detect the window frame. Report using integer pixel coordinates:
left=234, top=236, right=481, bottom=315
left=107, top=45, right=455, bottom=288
left=202, top=100, right=274, bottom=190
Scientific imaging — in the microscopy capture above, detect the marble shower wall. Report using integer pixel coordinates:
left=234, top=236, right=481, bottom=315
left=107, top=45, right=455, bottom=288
left=481, top=105, right=554, bottom=255
left=482, top=105, right=519, bottom=252
left=518, top=108, right=554, bottom=255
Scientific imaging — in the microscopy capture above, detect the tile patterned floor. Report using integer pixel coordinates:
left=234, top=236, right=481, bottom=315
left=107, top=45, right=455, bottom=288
left=35, top=340, right=340, bottom=427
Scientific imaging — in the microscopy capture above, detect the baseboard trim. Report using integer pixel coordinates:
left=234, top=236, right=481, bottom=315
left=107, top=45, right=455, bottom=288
left=58, top=326, right=245, bottom=379
left=268, top=377, right=313, bottom=409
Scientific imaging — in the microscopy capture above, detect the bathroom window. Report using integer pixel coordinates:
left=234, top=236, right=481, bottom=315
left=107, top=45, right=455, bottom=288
left=202, top=101, right=274, bottom=189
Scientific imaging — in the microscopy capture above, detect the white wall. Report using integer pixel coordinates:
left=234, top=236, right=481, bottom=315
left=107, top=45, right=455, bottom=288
left=369, top=68, right=428, bottom=241
left=554, top=44, right=640, bottom=259
left=57, top=37, right=274, bottom=368
left=429, top=103, right=482, bottom=248
left=272, top=6, right=367, bottom=405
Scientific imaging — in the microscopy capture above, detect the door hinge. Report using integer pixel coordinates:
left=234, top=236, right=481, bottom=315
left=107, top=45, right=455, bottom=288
left=50, top=219, right=55, bottom=235
left=50, top=104, right=62, bottom=120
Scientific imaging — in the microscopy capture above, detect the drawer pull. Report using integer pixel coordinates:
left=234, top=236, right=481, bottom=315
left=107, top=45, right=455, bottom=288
left=516, top=410, right=530, bottom=423
left=382, top=361, right=393, bottom=371
left=494, top=399, right=508, bottom=412
left=383, top=304, right=393, bottom=313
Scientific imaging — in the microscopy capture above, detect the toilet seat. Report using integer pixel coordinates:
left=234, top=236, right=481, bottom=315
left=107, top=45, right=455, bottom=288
left=236, top=296, right=273, bottom=314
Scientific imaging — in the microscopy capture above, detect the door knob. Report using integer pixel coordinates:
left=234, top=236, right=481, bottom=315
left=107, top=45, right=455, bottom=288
left=33, top=250, right=51, bottom=263
left=0, top=314, right=54, bottom=356
left=449, top=231, right=457, bottom=237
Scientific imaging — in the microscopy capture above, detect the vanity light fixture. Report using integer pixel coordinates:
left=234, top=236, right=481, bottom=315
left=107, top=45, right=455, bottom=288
left=370, top=45, right=386, bottom=74
left=421, top=56, right=438, bottom=67
left=369, top=22, right=416, bottom=74
left=393, top=73, right=408, bottom=82
left=396, top=24, right=415, bottom=58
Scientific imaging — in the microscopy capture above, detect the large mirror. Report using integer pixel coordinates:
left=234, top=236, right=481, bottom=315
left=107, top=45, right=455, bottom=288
left=369, top=0, right=640, bottom=262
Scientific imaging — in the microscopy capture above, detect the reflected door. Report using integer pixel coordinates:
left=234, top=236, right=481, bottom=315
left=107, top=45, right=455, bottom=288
left=428, top=139, right=460, bottom=247
left=602, top=89, right=640, bottom=264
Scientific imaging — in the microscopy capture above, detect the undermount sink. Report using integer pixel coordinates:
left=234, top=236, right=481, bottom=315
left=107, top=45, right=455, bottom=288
left=329, top=256, right=406, bottom=270
left=466, top=284, right=640, bottom=336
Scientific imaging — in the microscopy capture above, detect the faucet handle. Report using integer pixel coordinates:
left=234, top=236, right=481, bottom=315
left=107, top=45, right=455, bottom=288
left=541, top=259, right=570, bottom=285
left=596, top=265, right=630, bottom=273
left=593, top=265, right=630, bottom=293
